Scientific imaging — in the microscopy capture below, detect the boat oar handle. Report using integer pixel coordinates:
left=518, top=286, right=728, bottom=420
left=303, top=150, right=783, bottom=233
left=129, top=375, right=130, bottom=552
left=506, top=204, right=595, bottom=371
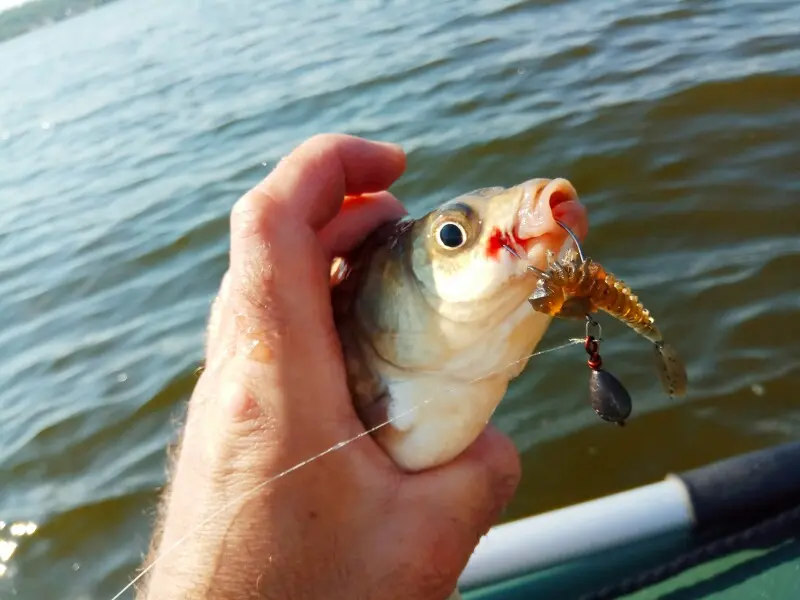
left=668, top=441, right=800, bottom=530
left=459, top=441, right=800, bottom=591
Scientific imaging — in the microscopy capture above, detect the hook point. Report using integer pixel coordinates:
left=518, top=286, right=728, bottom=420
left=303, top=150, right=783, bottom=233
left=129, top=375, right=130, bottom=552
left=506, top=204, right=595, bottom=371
left=555, top=219, right=586, bottom=263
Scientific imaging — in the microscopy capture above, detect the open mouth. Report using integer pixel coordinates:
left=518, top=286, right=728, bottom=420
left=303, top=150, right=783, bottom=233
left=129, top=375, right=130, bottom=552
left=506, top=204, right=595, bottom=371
left=548, top=185, right=588, bottom=242
left=515, top=178, right=588, bottom=243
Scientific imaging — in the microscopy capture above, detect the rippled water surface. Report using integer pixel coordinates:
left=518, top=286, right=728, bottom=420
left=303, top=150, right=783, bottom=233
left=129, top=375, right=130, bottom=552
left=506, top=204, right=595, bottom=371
left=1, top=0, right=799, bottom=597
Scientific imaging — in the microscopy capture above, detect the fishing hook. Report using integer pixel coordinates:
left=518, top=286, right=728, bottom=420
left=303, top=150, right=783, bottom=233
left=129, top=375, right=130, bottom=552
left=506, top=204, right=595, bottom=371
left=502, top=218, right=585, bottom=277
left=553, top=219, right=598, bottom=339
left=501, top=244, right=550, bottom=279
left=554, top=218, right=586, bottom=262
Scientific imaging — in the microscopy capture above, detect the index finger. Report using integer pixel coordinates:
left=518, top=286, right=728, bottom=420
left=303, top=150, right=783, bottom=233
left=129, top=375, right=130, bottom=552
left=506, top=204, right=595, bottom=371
left=223, top=135, right=406, bottom=427
left=250, top=133, right=406, bottom=232
left=228, top=134, right=407, bottom=331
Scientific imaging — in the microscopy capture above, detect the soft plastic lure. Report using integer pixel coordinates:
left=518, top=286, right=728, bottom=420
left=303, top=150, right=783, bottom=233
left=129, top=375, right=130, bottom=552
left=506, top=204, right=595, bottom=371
left=512, top=221, right=688, bottom=425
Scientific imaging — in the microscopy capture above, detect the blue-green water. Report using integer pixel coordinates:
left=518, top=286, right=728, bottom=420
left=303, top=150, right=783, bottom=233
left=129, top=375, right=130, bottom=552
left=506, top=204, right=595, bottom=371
left=1, top=0, right=799, bottom=598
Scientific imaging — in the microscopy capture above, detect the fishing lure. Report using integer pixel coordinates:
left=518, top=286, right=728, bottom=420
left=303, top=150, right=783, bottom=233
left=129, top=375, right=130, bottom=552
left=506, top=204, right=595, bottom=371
left=515, top=220, right=688, bottom=425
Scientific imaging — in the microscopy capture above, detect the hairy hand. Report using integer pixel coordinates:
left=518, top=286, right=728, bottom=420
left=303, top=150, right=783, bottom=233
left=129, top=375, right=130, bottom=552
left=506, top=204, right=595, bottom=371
left=141, top=134, right=521, bottom=600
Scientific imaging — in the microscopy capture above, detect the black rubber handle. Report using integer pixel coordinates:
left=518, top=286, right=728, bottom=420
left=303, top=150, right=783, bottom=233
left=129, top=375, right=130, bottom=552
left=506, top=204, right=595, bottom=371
left=672, top=441, right=800, bottom=529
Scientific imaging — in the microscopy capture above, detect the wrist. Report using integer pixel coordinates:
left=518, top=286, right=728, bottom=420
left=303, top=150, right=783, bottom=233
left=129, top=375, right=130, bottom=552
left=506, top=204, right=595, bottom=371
left=140, top=465, right=271, bottom=599
left=140, top=407, right=277, bottom=598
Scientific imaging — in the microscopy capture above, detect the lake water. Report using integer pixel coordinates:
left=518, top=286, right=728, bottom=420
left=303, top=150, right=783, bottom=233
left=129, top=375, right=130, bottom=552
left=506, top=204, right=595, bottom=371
left=1, top=0, right=798, bottom=598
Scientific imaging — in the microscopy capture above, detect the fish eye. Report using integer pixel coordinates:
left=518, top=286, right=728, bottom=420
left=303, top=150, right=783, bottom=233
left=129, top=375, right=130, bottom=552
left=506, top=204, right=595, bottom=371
left=436, top=221, right=467, bottom=249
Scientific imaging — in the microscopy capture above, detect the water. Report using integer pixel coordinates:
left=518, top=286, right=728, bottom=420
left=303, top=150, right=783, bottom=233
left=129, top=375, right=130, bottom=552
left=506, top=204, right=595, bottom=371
left=1, top=0, right=799, bottom=597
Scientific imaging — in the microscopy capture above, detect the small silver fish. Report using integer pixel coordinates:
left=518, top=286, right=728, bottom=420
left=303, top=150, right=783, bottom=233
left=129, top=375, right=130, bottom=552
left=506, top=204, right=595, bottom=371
left=330, top=178, right=588, bottom=471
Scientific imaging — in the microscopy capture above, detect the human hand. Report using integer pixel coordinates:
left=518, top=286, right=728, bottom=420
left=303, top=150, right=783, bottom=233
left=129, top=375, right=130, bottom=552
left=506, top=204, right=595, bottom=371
left=139, top=134, right=521, bottom=600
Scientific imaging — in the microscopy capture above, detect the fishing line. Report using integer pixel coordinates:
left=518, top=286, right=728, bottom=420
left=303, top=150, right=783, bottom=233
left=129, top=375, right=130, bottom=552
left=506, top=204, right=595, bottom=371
left=109, top=337, right=582, bottom=600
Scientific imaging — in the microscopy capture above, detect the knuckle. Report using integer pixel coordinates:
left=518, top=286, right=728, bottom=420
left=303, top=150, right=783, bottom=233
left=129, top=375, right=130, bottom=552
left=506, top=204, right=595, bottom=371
left=230, top=190, right=286, bottom=241
left=295, top=133, right=347, bottom=176
left=230, top=191, right=262, bottom=236
left=303, top=132, right=341, bottom=153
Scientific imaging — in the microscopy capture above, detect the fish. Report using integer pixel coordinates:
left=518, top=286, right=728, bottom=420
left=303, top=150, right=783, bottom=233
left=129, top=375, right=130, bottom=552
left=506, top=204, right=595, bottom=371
left=329, top=177, right=588, bottom=472
left=527, top=244, right=688, bottom=399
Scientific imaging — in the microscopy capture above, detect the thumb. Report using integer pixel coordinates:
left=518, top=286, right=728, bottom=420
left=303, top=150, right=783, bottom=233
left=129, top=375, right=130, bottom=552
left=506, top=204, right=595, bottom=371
left=404, top=426, right=521, bottom=580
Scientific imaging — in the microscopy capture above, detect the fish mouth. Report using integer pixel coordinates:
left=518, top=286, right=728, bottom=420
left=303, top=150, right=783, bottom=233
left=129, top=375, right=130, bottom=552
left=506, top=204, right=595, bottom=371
left=515, top=177, right=588, bottom=246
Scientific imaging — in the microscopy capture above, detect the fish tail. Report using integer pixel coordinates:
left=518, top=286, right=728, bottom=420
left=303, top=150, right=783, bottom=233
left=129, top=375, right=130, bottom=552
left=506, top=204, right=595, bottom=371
left=653, top=341, right=688, bottom=398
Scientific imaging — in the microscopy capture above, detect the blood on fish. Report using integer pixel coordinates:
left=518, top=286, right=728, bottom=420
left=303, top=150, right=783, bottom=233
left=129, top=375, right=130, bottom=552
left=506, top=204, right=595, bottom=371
left=486, top=227, right=532, bottom=260
left=485, top=228, right=507, bottom=259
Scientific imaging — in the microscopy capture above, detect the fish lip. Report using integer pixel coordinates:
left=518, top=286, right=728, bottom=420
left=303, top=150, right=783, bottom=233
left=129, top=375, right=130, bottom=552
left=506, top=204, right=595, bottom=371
left=515, top=177, right=588, bottom=243
left=552, top=198, right=589, bottom=242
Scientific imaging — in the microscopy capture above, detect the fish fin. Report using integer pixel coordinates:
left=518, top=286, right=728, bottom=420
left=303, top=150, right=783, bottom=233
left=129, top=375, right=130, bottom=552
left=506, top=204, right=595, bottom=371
left=381, top=379, right=422, bottom=431
left=356, top=393, right=393, bottom=431
left=653, top=342, right=688, bottom=398
left=355, top=380, right=417, bottom=433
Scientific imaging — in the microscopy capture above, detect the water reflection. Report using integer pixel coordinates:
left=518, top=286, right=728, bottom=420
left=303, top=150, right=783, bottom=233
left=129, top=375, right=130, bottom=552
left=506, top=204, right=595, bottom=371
left=0, top=521, right=37, bottom=578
